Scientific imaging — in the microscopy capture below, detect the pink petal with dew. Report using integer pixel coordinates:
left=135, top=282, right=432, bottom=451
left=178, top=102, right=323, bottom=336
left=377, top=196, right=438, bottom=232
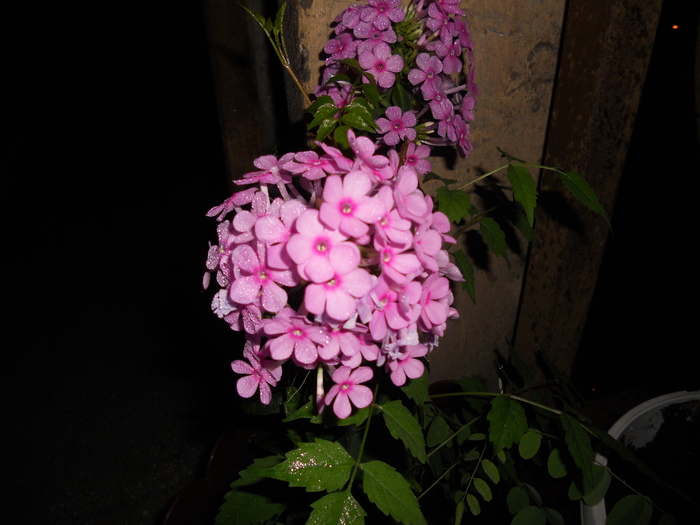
left=293, top=338, right=318, bottom=365
left=348, top=384, right=373, bottom=409
left=233, top=210, right=255, bottom=233
left=255, top=216, right=288, bottom=243
left=333, top=394, right=353, bottom=419
left=303, top=254, right=334, bottom=283
left=304, top=283, right=327, bottom=316
left=231, top=360, right=253, bottom=375
left=268, top=335, right=295, bottom=361
left=229, top=275, right=260, bottom=304
left=329, top=243, right=360, bottom=275
left=261, top=281, right=287, bottom=313
left=232, top=244, right=258, bottom=273
left=236, top=375, right=260, bottom=399
left=339, top=216, right=369, bottom=238
left=326, top=289, right=357, bottom=321
left=342, top=268, right=373, bottom=297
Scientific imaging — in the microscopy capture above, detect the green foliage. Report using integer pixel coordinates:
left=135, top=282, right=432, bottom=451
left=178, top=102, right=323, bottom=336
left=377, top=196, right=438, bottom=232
left=361, top=460, right=427, bottom=525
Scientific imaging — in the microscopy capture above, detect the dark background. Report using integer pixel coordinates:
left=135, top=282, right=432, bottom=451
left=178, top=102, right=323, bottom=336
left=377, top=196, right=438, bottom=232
left=3, top=0, right=698, bottom=523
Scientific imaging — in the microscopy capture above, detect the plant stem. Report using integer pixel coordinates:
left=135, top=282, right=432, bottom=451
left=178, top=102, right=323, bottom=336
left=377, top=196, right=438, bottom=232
left=346, top=384, right=379, bottom=489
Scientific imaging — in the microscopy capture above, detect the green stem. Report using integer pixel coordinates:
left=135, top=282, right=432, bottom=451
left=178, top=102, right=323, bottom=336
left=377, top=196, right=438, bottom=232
left=346, top=383, right=380, bottom=489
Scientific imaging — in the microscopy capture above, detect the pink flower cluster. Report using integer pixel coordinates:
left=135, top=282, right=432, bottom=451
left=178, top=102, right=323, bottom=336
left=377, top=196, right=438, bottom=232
left=318, top=0, right=478, bottom=157
left=204, top=130, right=463, bottom=418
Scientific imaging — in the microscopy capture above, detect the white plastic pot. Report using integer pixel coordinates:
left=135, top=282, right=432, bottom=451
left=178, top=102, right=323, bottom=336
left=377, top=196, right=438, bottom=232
left=580, top=390, right=700, bottom=524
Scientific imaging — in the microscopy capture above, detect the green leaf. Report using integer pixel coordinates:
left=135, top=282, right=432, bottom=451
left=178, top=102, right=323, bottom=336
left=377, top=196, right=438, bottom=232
left=426, top=415, right=451, bottom=447
left=518, top=430, right=542, bottom=459
left=380, top=400, right=427, bottom=463
left=582, top=464, right=611, bottom=506
left=316, top=118, right=338, bottom=142
left=507, top=164, right=538, bottom=227
left=560, top=413, right=594, bottom=492
left=556, top=169, right=610, bottom=227
left=473, top=477, right=492, bottom=502
left=390, top=82, right=412, bottom=111
left=479, top=216, right=508, bottom=260
left=308, top=102, right=340, bottom=129
left=360, top=460, right=427, bottom=525
left=506, top=486, right=530, bottom=515
left=546, top=447, right=569, bottom=479
left=487, top=395, right=527, bottom=453
left=333, top=125, right=351, bottom=150
left=453, top=249, right=475, bottom=301
left=401, top=368, right=430, bottom=405
left=261, top=439, right=354, bottom=492
left=511, top=505, right=547, bottom=525
left=215, top=485, right=286, bottom=525
left=361, top=83, right=381, bottom=108
left=307, top=491, right=367, bottom=525
left=341, top=111, right=377, bottom=133
left=455, top=499, right=466, bottom=524
left=481, top=458, right=500, bottom=484
left=435, top=185, right=472, bottom=223
left=606, top=495, right=653, bottom=525
left=466, top=493, right=481, bottom=516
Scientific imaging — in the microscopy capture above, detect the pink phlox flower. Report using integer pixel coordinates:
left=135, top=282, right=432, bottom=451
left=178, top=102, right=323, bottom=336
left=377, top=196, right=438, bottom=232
left=407, top=53, right=444, bottom=100
left=325, top=365, right=374, bottom=419
left=318, top=326, right=363, bottom=364
left=255, top=198, right=306, bottom=248
left=393, top=167, right=430, bottom=223
left=230, top=345, right=281, bottom=405
left=347, top=130, right=394, bottom=182
left=367, top=277, right=416, bottom=341
left=360, top=0, right=404, bottom=31
left=426, top=2, right=450, bottom=35
left=454, top=115, right=473, bottom=158
left=432, top=34, right=463, bottom=75
left=460, top=93, right=476, bottom=122
left=387, top=343, right=428, bottom=386
left=304, top=266, right=373, bottom=322
left=413, top=221, right=444, bottom=273
left=430, top=97, right=458, bottom=142
left=375, top=185, right=413, bottom=245
left=229, top=190, right=275, bottom=244
left=356, top=27, right=397, bottom=53
left=316, top=82, right=355, bottom=116
left=338, top=4, right=363, bottom=33
left=283, top=150, right=339, bottom=181
left=403, top=143, right=432, bottom=175
left=262, top=307, right=330, bottom=365
left=241, top=303, right=263, bottom=335
left=324, top=32, right=360, bottom=61
left=358, top=41, right=403, bottom=89
left=436, top=249, right=465, bottom=282
left=319, top=171, right=385, bottom=239
left=228, top=242, right=296, bottom=314
left=418, top=273, right=452, bottom=335
left=374, top=235, right=422, bottom=286
left=235, top=153, right=294, bottom=186
left=376, top=106, right=417, bottom=146
left=435, top=0, right=466, bottom=16
left=206, top=187, right=259, bottom=221
left=450, top=15, right=474, bottom=48
left=286, top=208, right=360, bottom=283
left=316, top=140, right=355, bottom=173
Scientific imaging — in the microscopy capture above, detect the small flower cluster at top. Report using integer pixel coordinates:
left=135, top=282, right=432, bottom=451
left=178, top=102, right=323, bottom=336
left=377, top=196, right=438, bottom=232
left=204, top=0, right=475, bottom=419
left=318, top=0, right=478, bottom=158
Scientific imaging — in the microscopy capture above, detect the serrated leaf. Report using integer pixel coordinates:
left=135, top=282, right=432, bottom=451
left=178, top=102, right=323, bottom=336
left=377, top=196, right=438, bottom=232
left=511, top=505, right=547, bottom=525
left=361, top=83, right=380, bottom=108
left=506, top=486, right=530, bottom=515
left=333, top=125, right=351, bottom=150
left=261, top=439, right=354, bottom=492
left=435, top=186, right=472, bottom=223
left=308, top=102, right=340, bottom=129
left=307, top=491, right=367, bottom=525
left=380, top=400, right=427, bottom=463
left=361, top=460, right=427, bottom=525
left=341, top=111, right=377, bottom=132
left=606, top=495, right=653, bottom=525
left=426, top=415, right=451, bottom=447
left=215, top=486, right=286, bottom=525
left=546, top=447, right=569, bottom=479
left=479, top=216, right=508, bottom=260
left=507, top=164, right=538, bottom=227
left=560, top=413, right=594, bottom=491
left=518, top=430, right=542, bottom=459
left=316, top=118, right=338, bottom=142
left=556, top=170, right=610, bottom=227
left=481, top=458, right=500, bottom=484
left=453, top=249, right=475, bottom=301
left=487, top=395, right=527, bottom=453
left=466, top=493, right=481, bottom=516
left=473, top=477, right=492, bottom=502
